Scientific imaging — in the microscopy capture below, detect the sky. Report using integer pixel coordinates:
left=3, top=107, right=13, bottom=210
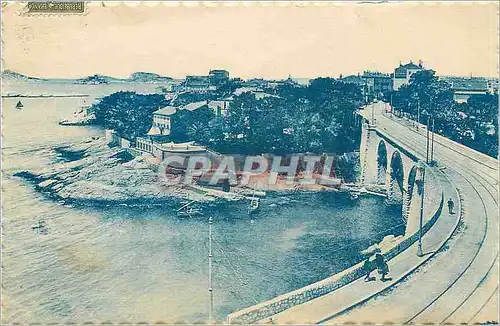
left=2, top=1, right=499, bottom=79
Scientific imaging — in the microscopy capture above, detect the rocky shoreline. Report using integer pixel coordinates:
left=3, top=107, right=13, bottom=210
left=58, top=110, right=96, bottom=126
left=12, top=138, right=385, bottom=209
left=13, top=138, right=218, bottom=207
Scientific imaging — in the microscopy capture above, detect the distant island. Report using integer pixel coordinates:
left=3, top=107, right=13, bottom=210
left=2, top=69, right=174, bottom=84
left=128, top=72, right=173, bottom=83
left=75, top=72, right=173, bottom=84
left=75, top=74, right=112, bottom=84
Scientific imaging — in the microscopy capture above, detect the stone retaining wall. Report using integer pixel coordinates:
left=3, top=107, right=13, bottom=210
left=227, top=174, right=444, bottom=324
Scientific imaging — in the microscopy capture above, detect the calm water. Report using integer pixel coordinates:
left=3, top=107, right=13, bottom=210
left=2, top=81, right=404, bottom=323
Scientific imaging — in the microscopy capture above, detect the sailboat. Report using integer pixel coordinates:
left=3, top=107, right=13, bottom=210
left=15, top=100, right=24, bottom=110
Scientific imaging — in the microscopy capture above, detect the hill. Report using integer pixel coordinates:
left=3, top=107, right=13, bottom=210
left=2, top=70, right=46, bottom=81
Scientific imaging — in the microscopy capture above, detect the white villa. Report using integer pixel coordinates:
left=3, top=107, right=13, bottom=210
left=147, top=106, right=176, bottom=137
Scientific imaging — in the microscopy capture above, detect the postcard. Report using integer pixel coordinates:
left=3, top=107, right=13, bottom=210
left=1, top=1, right=498, bottom=324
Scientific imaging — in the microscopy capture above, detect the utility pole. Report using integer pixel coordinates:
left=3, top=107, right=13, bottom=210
left=208, top=217, right=214, bottom=324
left=390, top=93, right=393, bottom=118
left=417, top=164, right=426, bottom=257
left=417, top=98, right=420, bottom=125
left=371, top=103, right=375, bottom=125
left=426, top=117, right=430, bottom=164
left=430, top=119, right=435, bottom=164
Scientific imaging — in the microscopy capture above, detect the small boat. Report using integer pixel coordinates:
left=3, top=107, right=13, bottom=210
left=176, top=199, right=203, bottom=218
left=177, top=207, right=203, bottom=218
left=350, top=192, right=360, bottom=200
left=249, top=197, right=260, bottom=214
left=15, top=100, right=24, bottom=109
left=248, top=187, right=261, bottom=214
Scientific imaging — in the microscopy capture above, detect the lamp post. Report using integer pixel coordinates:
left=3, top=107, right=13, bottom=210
left=417, top=163, right=426, bottom=257
left=390, top=93, right=393, bottom=118
left=430, top=118, right=435, bottom=165
left=426, top=117, right=431, bottom=164
left=208, top=217, right=214, bottom=324
left=417, top=98, right=420, bottom=125
left=371, top=103, right=375, bottom=125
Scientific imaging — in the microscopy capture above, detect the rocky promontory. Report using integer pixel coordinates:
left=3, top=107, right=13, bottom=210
left=13, top=138, right=216, bottom=206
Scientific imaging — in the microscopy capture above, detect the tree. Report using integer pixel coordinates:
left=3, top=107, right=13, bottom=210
left=92, top=91, right=168, bottom=140
left=335, top=152, right=360, bottom=183
left=215, top=78, right=244, bottom=97
left=169, top=106, right=215, bottom=143
left=388, top=70, right=498, bottom=158
left=465, top=93, right=499, bottom=156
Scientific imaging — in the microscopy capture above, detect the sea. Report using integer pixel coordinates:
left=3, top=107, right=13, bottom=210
left=1, top=80, right=404, bottom=323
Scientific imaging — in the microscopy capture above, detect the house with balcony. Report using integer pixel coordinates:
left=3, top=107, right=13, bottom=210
left=135, top=101, right=210, bottom=158
left=147, top=106, right=176, bottom=137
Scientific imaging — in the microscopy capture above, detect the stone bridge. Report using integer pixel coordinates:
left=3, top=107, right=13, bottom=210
left=359, top=115, right=440, bottom=235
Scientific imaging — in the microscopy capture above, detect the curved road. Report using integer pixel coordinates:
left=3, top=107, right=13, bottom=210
left=329, top=102, right=498, bottom=324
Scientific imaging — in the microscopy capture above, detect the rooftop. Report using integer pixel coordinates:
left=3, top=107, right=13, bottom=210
left=158, top=141, right=206, bottom=153
left=209, top=69, right=229, bottom=74
left=233, top=87, right=264, bottom=95
left=362, top=71, right=391, bottom=78
left=394, top=61, right=423, bottom=77
left=181, top=101, right=208, bottom=111
left=154, top=106, right=177, bottom=116
left=341, top=75, right=365, bottom=85
left=233, top=87, right=277, bottom=99
left=441, top=77, right=489, bottom=91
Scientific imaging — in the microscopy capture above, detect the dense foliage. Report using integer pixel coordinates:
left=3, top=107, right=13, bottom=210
left=92, top=91, right=168, bottom=140
left=207, top=78, right=364, bottom=155
left=386, top=70, right=498, bottom=157
left=169, top=107, right=215, bottom=143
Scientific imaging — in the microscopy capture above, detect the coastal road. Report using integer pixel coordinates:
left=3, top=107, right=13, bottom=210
left=327, top=102, right=498, bottom=324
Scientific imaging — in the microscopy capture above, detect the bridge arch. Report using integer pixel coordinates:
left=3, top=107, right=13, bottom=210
left=377, top=141, right=388, bottom=185
left=388, top=151, right=404, bottom=204
left=405, top=165, right=424, bottom=234
left=407, top=165, right=418, bottom=203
